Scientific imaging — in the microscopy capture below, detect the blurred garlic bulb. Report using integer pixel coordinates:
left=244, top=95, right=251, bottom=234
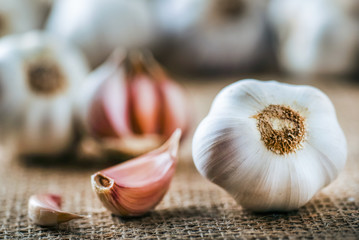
left=192, top=79, right=347, bottom=212
left=268, top=0, right=359, bottom=76
left=153, top=0, right=270, bottom=73
left=0, top=31, right=89, bottom=156
left=77, top=50, right=189, bottom=156
left=46, top=0, right=156, bottom=68
left=0, top=0, right=50, bottom=37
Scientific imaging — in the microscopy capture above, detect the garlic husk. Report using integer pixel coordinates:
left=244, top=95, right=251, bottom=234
left=91, top=129, right=181, bottom=216
left=0, top=0, right=50, bottom=37
left=46, top=0, right=156, bottom=68
left=268, top=0, right=359, bottom=76
left=28, top=194, right=83, bottom=226
left=192, top=79, right=347, bottom=212
left=152, top=0, right=270, bottom=73
left=77, top=50, right=189, bottom=157
left=0, top=31, right=89, bottom=156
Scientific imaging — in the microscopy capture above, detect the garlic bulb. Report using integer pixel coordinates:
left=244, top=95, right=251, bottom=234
left=152, top=0, right=269, bottom=73
left=0, top=0, right=50, bottom=37
left=46, top=0, right=156, bottom=68
left=0, top=31, right=89, bottom=156
left=268, top=0, right=359, bottom=76
left=91, top=129, right=181, bottom=216
left=77, top=50, right=189, bottom=156
left=192, top=79, right=347, bottom=212
left=28, top=194, right=83, bottom=226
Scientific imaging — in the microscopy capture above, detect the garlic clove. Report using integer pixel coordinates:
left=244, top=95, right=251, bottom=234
left=88, top=68, right=131, bottom=138
left=91, top=129, right=181, bottom=216
left=130, top=74, right=160, bottom=134
left=28, top=194, right=83, bottom=226
left=159, top=80, right=189, bottom=138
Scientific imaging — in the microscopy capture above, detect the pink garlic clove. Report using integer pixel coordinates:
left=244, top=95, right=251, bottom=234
left=91, top=129, right=181, bottom=216
left=130, top=74, right=160, bottom=134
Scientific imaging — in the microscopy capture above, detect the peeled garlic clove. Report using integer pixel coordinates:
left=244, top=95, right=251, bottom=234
left=0, top=31, right=89, bottom=156
left=193, top=79, right=347, bottom=212
left=28, top=194, right=83, bottom=226
left=130, top=74, right=160, bottom=134
left=91, top=129, right=181, bottom=216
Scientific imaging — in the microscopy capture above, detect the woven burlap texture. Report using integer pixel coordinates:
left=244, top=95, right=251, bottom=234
left=0, top=78, right=358, bottom=239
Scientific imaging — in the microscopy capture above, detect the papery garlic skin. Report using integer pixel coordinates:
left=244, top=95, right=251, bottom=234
left=28, top=194, right=83, bottom=226
left=192, top=79, right=347, bottom=212
left=268, top=0, right=359, bottom=76
left=46, top=0, right=156, bottom=67
left=0, top=31, right=89, bottom=156
left=91, top=129, right=181, bottom=216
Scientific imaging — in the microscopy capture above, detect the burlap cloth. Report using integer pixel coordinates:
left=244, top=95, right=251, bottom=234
left=1, top=77, right=358, bottom=239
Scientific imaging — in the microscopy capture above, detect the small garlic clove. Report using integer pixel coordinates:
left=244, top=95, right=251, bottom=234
left=130, top=74, right=160, bottom=134
left=91, top=129, right=181, bottom=216
left=28, top=194, right=83, bottom=226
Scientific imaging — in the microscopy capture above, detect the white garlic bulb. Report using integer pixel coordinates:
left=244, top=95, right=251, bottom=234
left=192, top=79, right=347, bottom=212
left=268, top=0, right=359, bottom=76
left=152, top=0, right=269, bottom=73
left=0, top=31, right=89, bottom=156
left=46, top=0, right=156, bottom=68
left=0, top=0, right=50, bottom=37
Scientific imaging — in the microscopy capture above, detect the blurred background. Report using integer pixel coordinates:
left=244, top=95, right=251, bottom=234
left=0, top=0, right=358, bottom=160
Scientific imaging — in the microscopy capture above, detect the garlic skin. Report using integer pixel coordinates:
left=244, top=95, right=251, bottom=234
left=0, top=31, right=89, bottom=156
left=268, top=0, right=359, bottom=76
left=0, top=0, right=50, bottom=37
left=152, top=0, right=270, bottom=73
left=46, top=0, right=156, bottom=67
left=192, top=79, right=347, bottom=212
left=77, top=50, right=189, bottom=156
left=28, top=194, right=83, bottom=226
left=91, top=129, right=181, bottom=216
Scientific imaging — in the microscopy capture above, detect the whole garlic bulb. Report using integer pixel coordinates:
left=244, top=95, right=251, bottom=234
left=46, top=0, right=156, bottom=68
left=192, top=79, right=347, bottom=212
left=0, top=31, right=89, bottom=156
left=268, top=0, right=359, bottom=76
left=0, top=0, right=50, bottom=37
left=152, top=0, right=269, bottom=73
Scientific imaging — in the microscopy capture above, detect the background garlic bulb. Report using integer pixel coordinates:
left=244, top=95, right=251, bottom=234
left=77, top=50, right=189, bottom=157
left=192, top=79, right=347, bottom=211
left=152, top=0, right=270, bottom=73
left=0, top=31, right=89, bottom=156
left=268, top=0, right=359, bottom=76
left=46, top=0, right=156, bottom=68
left=0, top=0, right=50, bottom=37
